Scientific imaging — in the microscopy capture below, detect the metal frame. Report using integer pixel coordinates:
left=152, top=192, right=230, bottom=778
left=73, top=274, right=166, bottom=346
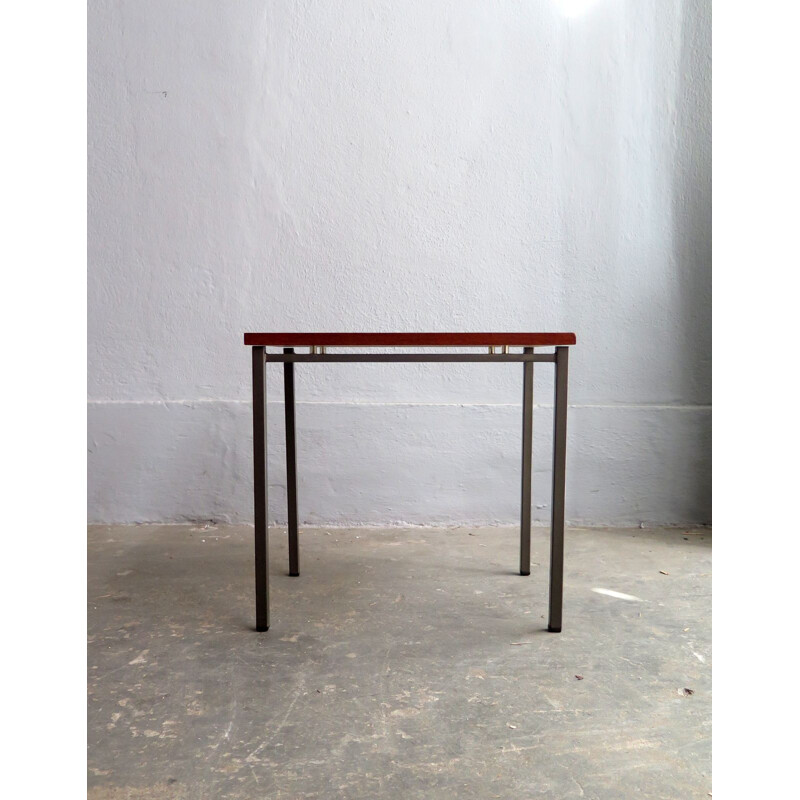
left=264, top=353, right=556, bottom=363
left=251, top=346, right=569, bottom=633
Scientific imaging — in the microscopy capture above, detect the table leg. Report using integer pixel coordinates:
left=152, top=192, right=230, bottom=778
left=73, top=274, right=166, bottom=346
left=284, top=348, right=299, bottom=577
left=252, top=346, right=270, bottom=631
left=548, top=345, right=569, bottom=633
left=520, top=347, right=534, bottom=576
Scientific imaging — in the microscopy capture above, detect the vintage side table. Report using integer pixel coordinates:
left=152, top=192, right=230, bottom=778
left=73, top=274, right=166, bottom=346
left=244, top=333, right=576, bottom=633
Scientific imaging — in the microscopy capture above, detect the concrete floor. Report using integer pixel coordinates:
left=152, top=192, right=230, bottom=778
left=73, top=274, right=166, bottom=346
left=88, top=525, right=711, bottom=799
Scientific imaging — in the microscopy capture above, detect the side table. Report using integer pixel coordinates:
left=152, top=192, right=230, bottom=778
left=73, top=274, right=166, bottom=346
left=243, top=333, right=576, bottom=633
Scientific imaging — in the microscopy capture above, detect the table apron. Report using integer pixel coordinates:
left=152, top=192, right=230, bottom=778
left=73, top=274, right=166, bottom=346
left=263, top=353, right=557, bottom=363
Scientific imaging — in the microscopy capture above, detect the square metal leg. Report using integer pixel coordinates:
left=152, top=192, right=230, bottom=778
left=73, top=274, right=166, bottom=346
left=548, top=346, right=569, bottom=632
left=284, top=348, right=299, bottom=577
left=252, top=346, right=270, bottom=631
left=520, top=347, right=534, bottom=575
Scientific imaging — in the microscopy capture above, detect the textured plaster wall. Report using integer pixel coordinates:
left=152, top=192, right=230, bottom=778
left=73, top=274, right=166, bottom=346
left=88, top=0, right=711, bottom=525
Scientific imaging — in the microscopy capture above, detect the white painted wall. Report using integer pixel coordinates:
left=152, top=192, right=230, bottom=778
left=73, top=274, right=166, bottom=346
left=88, top=0, right=711, bottom=526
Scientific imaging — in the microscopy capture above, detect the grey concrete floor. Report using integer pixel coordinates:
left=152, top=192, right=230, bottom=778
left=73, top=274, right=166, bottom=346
left=88, top=525, right=711, bottom=799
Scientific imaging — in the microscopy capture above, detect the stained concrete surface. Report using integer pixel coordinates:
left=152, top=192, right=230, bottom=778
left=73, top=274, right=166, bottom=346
left=88, top=525, right=711, bottom=799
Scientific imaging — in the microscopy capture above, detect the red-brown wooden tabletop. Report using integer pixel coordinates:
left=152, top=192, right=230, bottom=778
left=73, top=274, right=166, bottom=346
left=244, top=332, right=576, bottom=347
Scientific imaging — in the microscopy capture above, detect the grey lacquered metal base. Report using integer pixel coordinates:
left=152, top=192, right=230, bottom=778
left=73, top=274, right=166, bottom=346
left=250, top=346, right=569, bottom=633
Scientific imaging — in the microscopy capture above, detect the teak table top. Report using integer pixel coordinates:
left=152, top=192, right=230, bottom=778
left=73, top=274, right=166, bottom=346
left=244, top=332, right=576, bottom=347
